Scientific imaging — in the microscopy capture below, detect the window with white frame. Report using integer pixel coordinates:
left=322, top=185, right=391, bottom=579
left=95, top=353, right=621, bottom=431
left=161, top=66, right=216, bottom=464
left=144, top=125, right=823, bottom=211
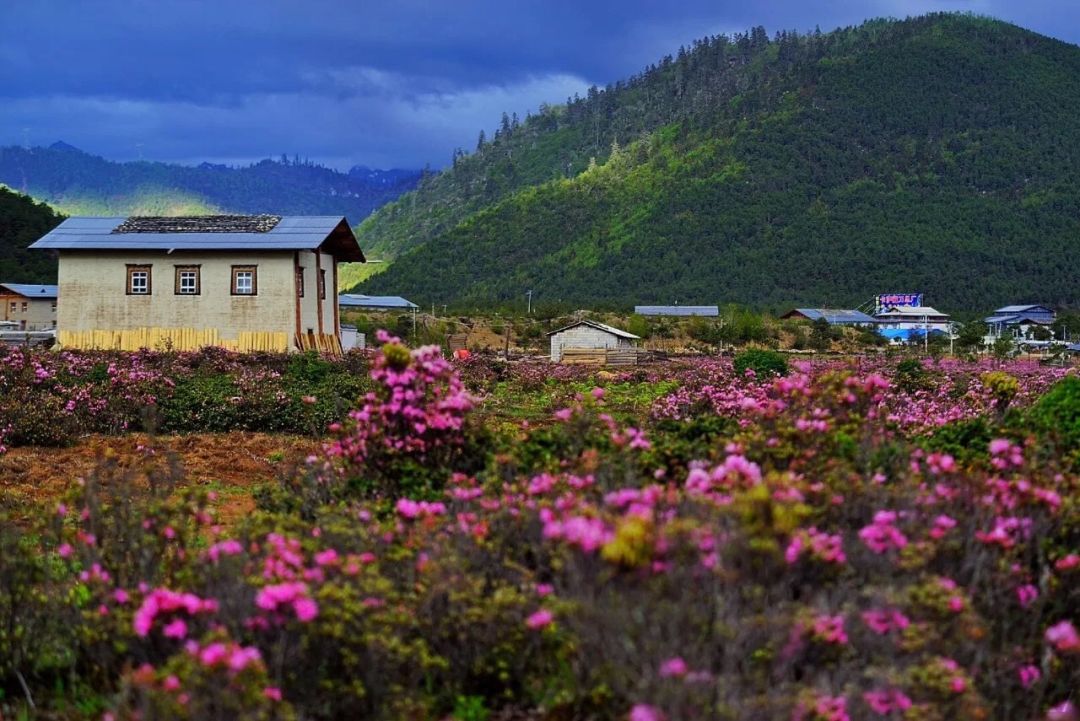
left=127, top=265, right=152, bottom=295
left=231, top=265, right=257, bottom=295
left=175, top=266, right=201, bottom=295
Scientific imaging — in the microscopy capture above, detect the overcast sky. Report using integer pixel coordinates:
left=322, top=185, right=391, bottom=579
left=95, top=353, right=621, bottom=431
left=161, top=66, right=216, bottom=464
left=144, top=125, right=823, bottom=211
left=1, top=0, right=1077, bottom=170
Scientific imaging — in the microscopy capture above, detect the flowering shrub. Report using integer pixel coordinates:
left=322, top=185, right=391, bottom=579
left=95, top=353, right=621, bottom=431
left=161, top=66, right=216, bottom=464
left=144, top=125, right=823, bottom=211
left=0, top=347, right=370, bottom=448
left=0, top=345, right=1077, bottom=720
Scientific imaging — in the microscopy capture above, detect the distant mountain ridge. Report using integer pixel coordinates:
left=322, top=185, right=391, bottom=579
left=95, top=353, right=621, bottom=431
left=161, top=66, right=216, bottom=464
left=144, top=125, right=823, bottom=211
left=0, top=144, right=421, bottom=220
left=356, top=13, right=1080, bottom=311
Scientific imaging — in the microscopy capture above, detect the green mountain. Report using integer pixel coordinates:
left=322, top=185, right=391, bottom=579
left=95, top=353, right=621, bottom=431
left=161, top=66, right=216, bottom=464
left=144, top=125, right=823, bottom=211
left=0, top=185, right=64, bottom=283
left=357, top=14, right=1080, bottom=312
left=0, top=143, right=420, bottom=221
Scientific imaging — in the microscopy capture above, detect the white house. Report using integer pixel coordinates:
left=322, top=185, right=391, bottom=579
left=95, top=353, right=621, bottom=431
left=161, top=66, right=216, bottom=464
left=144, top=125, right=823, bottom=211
left=874, top=305, right=953, bottom=343
left=29, top=215, right=364, bottom=352
left=547, top=319, right=640, bottom=362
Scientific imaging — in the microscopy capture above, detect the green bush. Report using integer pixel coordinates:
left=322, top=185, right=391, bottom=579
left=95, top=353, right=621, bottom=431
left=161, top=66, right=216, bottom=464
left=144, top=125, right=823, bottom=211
left=894, top=358, right=931, bottom=393
left=732, top=348, right=788, bottom=378
left=1026, top=375, right=1080, bottom=465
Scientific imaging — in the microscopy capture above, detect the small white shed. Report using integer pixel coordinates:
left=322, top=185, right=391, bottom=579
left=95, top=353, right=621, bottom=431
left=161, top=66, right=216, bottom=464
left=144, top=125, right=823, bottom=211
left=547, top=319, right=640, bottom=363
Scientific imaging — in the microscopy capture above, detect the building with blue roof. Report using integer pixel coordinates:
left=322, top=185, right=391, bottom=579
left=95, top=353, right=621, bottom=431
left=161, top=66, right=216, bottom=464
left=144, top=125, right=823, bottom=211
left=0, top=282, right=59, bottom=331
left=983, top=304, right=1056, bottom=344
left=28, top=215, right=365, bottom=352
left=781, top=308, right=878, bottom=326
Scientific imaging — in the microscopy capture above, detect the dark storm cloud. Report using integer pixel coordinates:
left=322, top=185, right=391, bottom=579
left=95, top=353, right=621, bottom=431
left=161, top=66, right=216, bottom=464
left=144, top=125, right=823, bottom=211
left=2, top=0, right=1078, bottom=169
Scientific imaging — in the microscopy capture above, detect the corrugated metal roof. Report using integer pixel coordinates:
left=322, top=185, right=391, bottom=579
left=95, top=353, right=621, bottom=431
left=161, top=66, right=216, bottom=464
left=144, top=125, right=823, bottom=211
left=995, top=304, right=1051, bottom=314
left=0, top=283, right=58, bottom=298
left=338, top=293, right=418, bottom=309
left=634, top=305, right=719, bottom=317
left=984, top=313, right=1055, bottom=325
left=784, top=308, right=877, bottom=324
left=28, top=215, right=364, bottom=261
left=546, top=319, right=640, bottom=340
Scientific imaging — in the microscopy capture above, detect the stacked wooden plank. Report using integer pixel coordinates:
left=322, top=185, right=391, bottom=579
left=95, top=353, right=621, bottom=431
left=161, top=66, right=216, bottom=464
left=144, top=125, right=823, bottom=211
left=295, top=332, right=344, bottom=356
left=559, top=347, right=643, bottom=367
left=605, top=348, right=640, bottom=367
left=447, top=333, right=469, bottom=351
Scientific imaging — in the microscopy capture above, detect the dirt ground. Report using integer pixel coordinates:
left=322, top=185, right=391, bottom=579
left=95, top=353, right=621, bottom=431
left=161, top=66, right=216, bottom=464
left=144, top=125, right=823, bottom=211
left=0, top=432, right=319, bottom=524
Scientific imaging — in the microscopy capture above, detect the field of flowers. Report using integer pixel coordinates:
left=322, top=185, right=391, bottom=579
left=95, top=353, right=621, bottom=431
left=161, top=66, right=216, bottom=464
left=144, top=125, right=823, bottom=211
left=0, top=339, right=1077, bottom=721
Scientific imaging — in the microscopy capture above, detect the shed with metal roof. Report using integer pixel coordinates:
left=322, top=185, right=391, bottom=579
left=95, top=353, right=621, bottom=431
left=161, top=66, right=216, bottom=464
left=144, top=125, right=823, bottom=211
left=546, top=319, right=639, bottom=363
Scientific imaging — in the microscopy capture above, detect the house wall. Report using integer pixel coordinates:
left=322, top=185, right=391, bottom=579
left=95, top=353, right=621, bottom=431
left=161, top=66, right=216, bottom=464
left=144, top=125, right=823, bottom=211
left=1, top=292, right=56, bottom=331
left=57, top=250, right=297, bottom=340
left=295, top=251, right=340, bottom=337
left=550, top=326, right=630, bottom=362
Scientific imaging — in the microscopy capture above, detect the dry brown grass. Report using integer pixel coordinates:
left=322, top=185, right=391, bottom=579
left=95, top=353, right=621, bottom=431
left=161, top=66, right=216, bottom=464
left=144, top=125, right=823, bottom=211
left=0, top=433, right=318, bottom=524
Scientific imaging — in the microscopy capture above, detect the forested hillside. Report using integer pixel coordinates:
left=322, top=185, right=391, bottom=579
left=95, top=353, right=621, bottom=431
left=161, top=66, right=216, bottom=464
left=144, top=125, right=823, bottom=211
left=0, top=186, right=64, bottom=283
left=0, top=144, right=420, bottom=220
left=358, top=14, right=1080, bottom=311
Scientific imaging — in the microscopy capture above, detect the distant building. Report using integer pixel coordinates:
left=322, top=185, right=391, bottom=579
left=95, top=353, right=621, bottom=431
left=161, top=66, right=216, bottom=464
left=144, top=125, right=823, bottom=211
left=781, top=308, right=877, bottom=326
left=29, top=215, right=364, bottom=352
left=874, top=305, right=952, bottom=343
left=0, top=283, right=58, bottom=331
left=634, top=305, right=719, bottom=317
left=983, top=304, right=1056, bottom=342
left=338, top=293, right=418, bottom=311
left=547, top=319, right=639, bottom=363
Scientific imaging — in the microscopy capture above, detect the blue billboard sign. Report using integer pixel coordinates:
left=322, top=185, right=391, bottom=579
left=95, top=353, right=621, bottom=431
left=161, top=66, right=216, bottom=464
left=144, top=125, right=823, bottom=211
left=876, top=293, right=923, bottom=312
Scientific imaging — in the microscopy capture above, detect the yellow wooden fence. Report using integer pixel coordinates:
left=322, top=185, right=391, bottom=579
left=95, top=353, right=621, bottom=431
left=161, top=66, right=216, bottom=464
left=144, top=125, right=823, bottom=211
left=57, top=328, right=292, bottom=353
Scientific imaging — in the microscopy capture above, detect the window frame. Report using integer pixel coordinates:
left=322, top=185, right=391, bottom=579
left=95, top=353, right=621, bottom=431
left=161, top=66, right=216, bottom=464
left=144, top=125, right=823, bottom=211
left=296, top=266, right=305, bottom=298
left=318, top=269, right=326, bottom=300
left=126, top=264, right=152, bottom=296
left=174, top=265, right=202, bottom=296
left=231, top=265, right=258, bottom=296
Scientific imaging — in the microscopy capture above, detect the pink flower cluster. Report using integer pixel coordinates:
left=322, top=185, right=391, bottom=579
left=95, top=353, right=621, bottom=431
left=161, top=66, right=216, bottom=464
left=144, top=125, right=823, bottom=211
left=858, top=511, right=908, bottom=554
left=133, top=588, right=219, bottom=638
left=254, top=581, right=319, bottom=623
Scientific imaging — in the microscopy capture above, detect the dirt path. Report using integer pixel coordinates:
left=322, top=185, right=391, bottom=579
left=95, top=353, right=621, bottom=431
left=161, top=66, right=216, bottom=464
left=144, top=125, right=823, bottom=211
left=0, top=432, right=319, bottom=523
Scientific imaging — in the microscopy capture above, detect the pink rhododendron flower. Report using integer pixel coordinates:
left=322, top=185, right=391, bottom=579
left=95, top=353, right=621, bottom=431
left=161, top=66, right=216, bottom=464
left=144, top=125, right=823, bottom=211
left=858, top=511, right=908, bottom=554
left=1047, top=700, right=1077, bottom=721
left=162, top=618, right=188, bottom=639
left=629, top=704, right=664, bottom=721
left=1045, top=620, right=1079, bottom=652
left=658, top=657, right=688, bottom=678
left=1018, top=664, right=1041, bottom=688
left=525, top=609, right=553, bottom=629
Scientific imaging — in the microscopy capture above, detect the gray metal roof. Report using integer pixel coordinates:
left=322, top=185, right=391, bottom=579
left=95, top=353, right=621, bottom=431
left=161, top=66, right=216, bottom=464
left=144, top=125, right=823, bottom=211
left=994, top=304, right=1052, bottom=314
left=875, top=306, right=949, bottom=318
left=634, top=305, right=719, bottom=317
left=0, top=283, right=58, bottom=298
left=338, top=293, right=418, bottom=309
left=546, top=319, right=640, bottom=340
left=983, top=313, right=1054, bottom=325
left=784, top=308, right=877, bottom=324
left=28, top=215, right=365, bottom=261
